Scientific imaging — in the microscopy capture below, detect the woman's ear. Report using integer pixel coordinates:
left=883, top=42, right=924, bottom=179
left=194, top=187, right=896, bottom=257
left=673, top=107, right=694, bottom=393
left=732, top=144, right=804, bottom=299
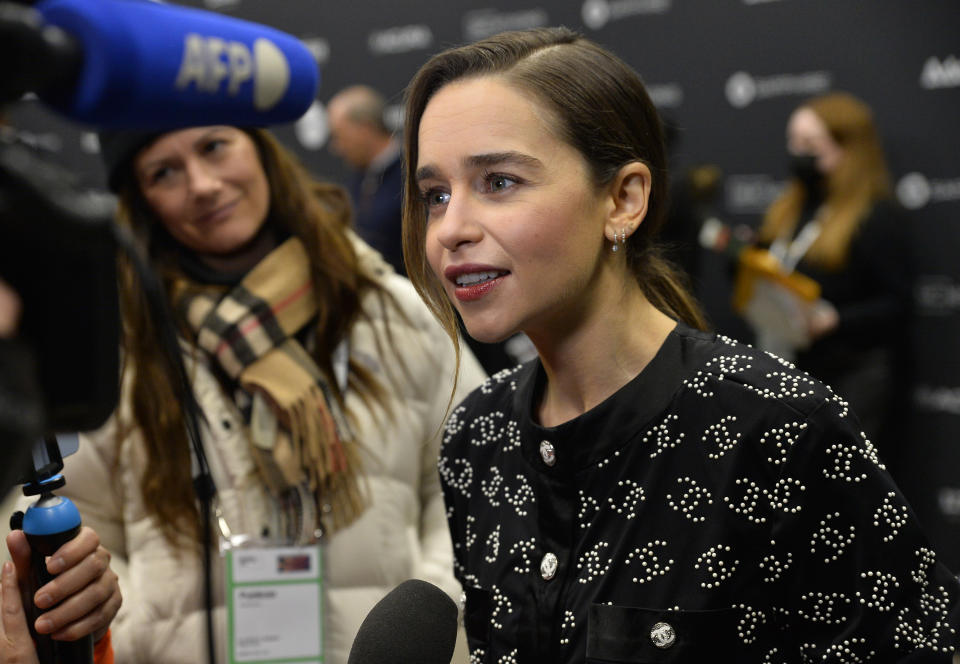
left=604, top=161, right=652, bottom=242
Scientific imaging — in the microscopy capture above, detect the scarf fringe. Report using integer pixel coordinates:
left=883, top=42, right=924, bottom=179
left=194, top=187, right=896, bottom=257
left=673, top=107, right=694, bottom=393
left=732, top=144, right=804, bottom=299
left=284, top=385, right=367, bottom=533
left=182, top=238, right=368, bottom=538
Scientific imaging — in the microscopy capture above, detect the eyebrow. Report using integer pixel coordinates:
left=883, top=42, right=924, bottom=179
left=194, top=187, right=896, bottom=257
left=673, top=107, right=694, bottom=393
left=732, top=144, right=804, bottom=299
left=137, top=126, right=231, bottom=175
left=415, top=151, right=543, bottom=184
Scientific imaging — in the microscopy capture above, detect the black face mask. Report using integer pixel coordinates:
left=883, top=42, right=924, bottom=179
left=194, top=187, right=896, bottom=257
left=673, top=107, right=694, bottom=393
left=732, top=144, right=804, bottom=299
left=788, top=153, right=825, bottom=193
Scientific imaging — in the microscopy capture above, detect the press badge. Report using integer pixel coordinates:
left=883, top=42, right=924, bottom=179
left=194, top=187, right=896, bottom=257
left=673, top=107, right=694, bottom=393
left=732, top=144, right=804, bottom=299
left=225, top=544, right=324, bottom=663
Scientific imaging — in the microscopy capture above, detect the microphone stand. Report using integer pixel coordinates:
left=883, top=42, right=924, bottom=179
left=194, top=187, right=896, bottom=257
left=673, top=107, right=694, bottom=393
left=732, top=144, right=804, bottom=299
left=10, top=436, right=94, bottom=664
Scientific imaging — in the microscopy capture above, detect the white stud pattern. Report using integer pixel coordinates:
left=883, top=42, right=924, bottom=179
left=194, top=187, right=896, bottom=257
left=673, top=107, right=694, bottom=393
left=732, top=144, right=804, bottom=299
left=682, top=353, right=753, bottom=398
left=509, top=538, right=536, bottom=574
left=717, top=334, right=739, bottom=347
left=490, top=585, right=512, bottom=630
left=703, top=415, right=742, bottom=459
left=761, top=646, right=782, bottom=663
left=464, top=514, right=477, bottom=550
left=444, top=404, right=469, bottom=439
left=856, top=570, right=899, bottom=612
left=798, top=591, right=851, bottom=624
left=644, top=414, right=685, bottom=459
left=694, top=544, right=739, bottom=589
left=502, top=419, right=522, bottom=452
left=596, top=449, right=621, bottom=469
left=735, top=604, right=766, bottom=644
left=724, top=478, right=767, bottom=523
left=484, top=525, right=501, bottom=564
left=497, top=650, right=519, bottom=664
left=503, top=474, right=535, bottom=516
left=624, top=540, right=674, bottom=584
left=480, top=365, right=523, bottom=394
left=763, top=350, right=796, bottom=369
left=873, top=491, right=908, bottom=542
left=759, top=421, right=807, bottom=465
left=823, top=441, right=883, bottom=483
left=894, top=588, right=957, bottom=652
left=607, top=479, right=645, bottom=519
left=760, top=371, right=819, bottom=400
left=821, top=638, right=876, bottom=663
left=810, top=512, right=856, bottom=563
left=481, top=467, right=504, bottom=506
left=666, top=477, right=713, bottom=522
left=576, top=541, right=612, bottom=584
left=559, top=610, right=576, bottom=645
left=912, top=547, right=936, bottom=587
left=828, top=389, right=850, bottom=418
left=578, top=490, right=600, bottom=529
left=439, top=456, right=473, bottom=497
left=769, top=477, right=805, bottom=514
left=439, top=334, right=960, bottom=661
left=759, top=546, right=793, bottom=583
left=470, top=413, right=508, bottom=447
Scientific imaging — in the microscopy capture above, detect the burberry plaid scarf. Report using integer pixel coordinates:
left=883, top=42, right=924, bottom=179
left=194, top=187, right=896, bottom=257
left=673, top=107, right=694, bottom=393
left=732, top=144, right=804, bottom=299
left=182, top=237, right=366, bottom=537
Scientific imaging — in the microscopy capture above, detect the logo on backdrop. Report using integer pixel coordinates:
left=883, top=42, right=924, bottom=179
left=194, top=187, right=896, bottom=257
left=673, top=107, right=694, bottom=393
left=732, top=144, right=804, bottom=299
left=915, top=385, right=960, bottom=416
left=300, top=37, right=331, bottom=66
left=202, top=0, right=241, bottom=9
left=724, top=70, right=831, bottom=108
left=384, top=104, right=405, bottom=133
left=940, top=488, right=960, bottom=518
left=724, top=174, right=786, bottom=215
left=914, top=276, right=960, bottom=317
left=294, top=101, right=329, bottom=151
left=920, top=55, right=960, bottom=89
left=463, top=8, right=549, bottom=41
left=367, top=25, right=433, bottom=55
left=581, top=0, right=672, bottom=31
left=896, top=172, right=960, bottom=210
left=646, top=83, right=684, bottom=109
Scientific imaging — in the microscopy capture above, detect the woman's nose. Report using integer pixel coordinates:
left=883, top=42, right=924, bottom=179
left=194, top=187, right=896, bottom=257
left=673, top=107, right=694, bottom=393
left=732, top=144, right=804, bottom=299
left=433, top=190, right=483, bottom=251
left=185, top=160, right=222, bottom=197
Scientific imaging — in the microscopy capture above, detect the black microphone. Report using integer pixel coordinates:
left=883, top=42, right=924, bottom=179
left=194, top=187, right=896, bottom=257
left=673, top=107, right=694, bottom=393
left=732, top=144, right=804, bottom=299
left=347, top=579, right=458, bottom=664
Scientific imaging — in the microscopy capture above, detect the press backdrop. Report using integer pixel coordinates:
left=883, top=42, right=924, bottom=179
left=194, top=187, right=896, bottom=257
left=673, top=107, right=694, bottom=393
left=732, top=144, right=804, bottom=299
left=10, top=0, right=960, bottom=568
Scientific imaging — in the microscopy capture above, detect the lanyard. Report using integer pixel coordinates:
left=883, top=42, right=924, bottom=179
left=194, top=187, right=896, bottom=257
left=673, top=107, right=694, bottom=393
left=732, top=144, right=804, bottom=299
left=769, top=214, right=822, bottom=274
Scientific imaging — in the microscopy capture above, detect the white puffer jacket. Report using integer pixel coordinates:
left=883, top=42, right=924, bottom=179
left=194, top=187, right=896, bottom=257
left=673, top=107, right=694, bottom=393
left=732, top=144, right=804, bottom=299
left=58, top=257, right=486, bottom=664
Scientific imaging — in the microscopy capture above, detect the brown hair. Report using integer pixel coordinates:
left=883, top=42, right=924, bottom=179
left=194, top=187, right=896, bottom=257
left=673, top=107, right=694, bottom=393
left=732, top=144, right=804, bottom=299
left=114, top=128, right=387, bottom=545
left=401, top=27, right=705, bottom=360
left=759, top=91, right=892, bottom=270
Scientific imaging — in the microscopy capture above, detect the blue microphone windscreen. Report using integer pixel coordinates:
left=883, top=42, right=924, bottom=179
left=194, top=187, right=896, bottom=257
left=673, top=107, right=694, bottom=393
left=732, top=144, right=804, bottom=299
left=35, top=0, right=319, bottom=128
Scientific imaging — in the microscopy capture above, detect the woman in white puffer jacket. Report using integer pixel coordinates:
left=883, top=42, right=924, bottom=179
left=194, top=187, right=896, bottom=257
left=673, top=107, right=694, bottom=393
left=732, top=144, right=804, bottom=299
left=56, top=125, right=484, bottom=664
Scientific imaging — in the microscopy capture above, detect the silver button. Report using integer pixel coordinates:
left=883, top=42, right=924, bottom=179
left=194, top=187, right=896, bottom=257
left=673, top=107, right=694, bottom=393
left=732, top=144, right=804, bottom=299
left=650, top=621, right=676, bottom=649
left=540, top=552, right=558, bottom=580
left=539, top=440, right=556, bottom=466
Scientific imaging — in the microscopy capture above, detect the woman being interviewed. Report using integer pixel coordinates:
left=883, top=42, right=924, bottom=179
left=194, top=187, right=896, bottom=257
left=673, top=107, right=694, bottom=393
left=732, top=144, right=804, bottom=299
left=57, top=125, right=485, bottom=663
left=402, top=27, right=959, bottom=662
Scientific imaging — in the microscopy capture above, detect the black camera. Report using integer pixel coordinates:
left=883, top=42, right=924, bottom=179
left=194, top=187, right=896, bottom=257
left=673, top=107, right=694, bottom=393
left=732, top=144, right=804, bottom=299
left=0, top=128, right=120, bottom=491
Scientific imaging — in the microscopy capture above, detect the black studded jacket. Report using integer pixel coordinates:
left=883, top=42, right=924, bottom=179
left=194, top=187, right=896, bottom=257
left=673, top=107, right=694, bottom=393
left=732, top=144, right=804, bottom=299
left=439, top=323, right=960, bottom=663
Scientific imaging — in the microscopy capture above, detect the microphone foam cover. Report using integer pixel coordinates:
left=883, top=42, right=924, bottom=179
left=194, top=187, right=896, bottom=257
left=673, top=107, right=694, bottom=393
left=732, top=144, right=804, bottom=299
left=347, top=579, right=458, bottom=664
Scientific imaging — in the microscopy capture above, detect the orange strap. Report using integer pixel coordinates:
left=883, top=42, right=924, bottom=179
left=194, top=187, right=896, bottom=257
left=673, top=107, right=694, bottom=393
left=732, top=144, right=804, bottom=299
left=94, top=629, right=114, bottom=664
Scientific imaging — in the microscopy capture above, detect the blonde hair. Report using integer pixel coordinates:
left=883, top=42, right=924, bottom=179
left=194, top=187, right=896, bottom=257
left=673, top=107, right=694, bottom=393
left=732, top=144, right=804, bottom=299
left=760, top=92, right=892, bottom=270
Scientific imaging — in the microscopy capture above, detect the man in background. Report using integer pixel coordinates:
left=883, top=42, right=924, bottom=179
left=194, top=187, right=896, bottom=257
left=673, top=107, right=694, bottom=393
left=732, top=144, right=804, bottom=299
left=328, top=85, right=404, bottom=275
